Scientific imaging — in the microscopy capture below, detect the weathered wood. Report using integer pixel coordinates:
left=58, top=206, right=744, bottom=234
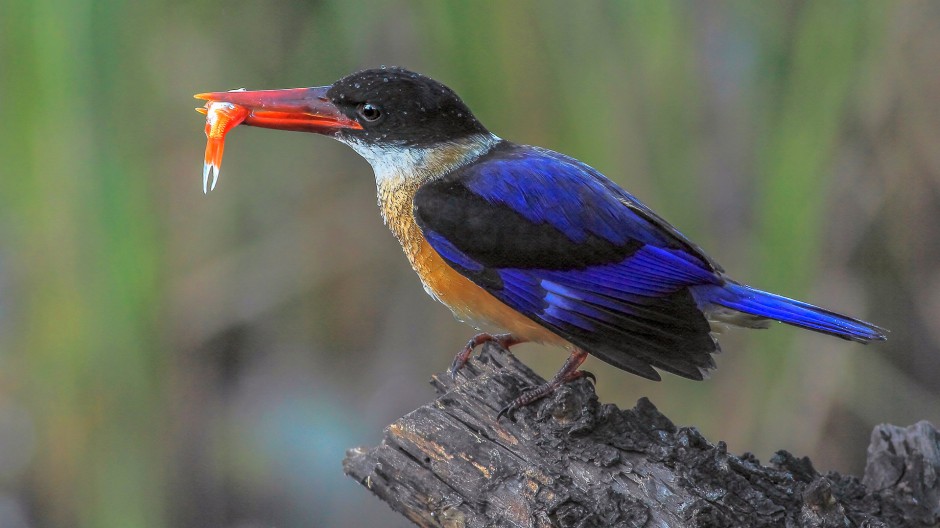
left=343, top=344, right=940, bottom=527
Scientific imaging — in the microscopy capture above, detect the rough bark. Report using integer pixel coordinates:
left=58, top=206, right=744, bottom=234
left=343, top=344, right=940, bottom=527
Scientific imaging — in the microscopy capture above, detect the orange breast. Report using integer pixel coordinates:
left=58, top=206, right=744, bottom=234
left=380, top=178, right=569, bottom=348
left=411, top=237, right=571, bottom=347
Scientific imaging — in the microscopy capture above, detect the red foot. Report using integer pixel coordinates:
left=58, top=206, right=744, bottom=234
left=497, top=349, right=594, bottom=420
left=449, top=333, right=524, bottom=379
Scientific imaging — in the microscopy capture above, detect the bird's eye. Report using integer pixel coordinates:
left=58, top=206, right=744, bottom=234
left=357, top=103, right=382, bottom=122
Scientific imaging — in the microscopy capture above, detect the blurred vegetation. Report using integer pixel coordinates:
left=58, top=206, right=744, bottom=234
left=0, top=1, right=938, bottom=527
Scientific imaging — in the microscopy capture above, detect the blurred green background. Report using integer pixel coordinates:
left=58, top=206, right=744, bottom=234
left=0, top=1, right=937, bottom=526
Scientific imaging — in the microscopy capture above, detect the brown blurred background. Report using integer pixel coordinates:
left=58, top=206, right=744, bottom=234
left=1, top=1, right=938, bottom=527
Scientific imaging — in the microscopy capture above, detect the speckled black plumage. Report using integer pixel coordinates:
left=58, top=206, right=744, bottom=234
left=327, top=67, right=489, bottom=147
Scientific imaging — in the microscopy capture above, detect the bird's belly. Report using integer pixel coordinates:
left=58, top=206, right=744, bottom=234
left=410, top=238, right=570, bottom=347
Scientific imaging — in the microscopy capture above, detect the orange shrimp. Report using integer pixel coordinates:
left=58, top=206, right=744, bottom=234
left=196, top=95, right=250, bottom=193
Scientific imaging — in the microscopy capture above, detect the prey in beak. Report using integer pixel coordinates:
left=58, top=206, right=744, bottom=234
left=194, top=86, right=362, bottom=192
left=196, top=95, right=250, bottom=193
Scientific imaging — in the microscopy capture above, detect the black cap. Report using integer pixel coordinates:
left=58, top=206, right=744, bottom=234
left=327, top=67, right=489, bottom=147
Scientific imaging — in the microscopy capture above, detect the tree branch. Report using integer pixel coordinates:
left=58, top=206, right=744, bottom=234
left=343, top=344, right=940, bottom=527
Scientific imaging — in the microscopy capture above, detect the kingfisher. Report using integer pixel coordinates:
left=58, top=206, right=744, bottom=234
left=195, top=67, right=886, bottom=416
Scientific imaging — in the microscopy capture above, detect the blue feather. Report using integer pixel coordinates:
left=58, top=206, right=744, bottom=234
left=691, top=283, right=886, bottom=342
left=485, top=244, right=724, bottom=340
left=464, top=148, right=674, bottom=248
left=424, top=229, right=484, bottom=272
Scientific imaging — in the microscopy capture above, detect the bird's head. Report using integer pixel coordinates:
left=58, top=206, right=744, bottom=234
left=326, top=67, right=489, bottom=146
left=196, top=67, right=495, bottom=184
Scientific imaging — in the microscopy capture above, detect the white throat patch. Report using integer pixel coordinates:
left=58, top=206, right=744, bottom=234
left=340, top=134, right=501, bottom=187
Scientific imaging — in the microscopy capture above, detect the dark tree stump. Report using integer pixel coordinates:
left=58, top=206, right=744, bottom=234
left=343, top=344, right=940, bottom=527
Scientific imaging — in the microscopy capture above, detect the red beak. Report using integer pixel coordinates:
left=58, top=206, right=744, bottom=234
left=193, top=86, right=362, bottom=193
left=194, top=86, right=362, bottom=133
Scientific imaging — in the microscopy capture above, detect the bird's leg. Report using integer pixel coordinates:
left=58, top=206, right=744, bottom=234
left=449, top=333, right=525, bottom=379
left=497, top=349, right=595, bottom=420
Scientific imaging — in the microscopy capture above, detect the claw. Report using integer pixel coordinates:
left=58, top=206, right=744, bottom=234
left=494, top=349, right=590, bottom=422
left=449, top=351, right=469, bottom=380
left=496, top=386, right=546, bottom=422
left=450, top=333, right=523, bottom=379
left=497, top=393, right=529, bottom=421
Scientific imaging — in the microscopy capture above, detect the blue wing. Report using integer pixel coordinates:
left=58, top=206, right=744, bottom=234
left=414, top=142, right=723, bottom=380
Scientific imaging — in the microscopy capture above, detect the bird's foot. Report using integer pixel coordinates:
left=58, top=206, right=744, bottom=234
left=497, top=349, right=592, bottom=421
left=449, top=333, right=523, bottom=379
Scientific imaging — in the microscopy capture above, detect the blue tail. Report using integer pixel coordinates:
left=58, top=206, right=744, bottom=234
left=691, top=282, right=887, bottom=343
